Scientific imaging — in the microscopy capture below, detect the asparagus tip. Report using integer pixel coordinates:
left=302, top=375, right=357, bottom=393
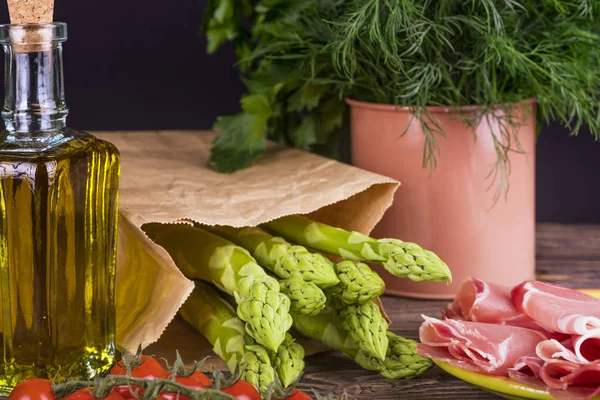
left=378, top=239, right=453, bottom=283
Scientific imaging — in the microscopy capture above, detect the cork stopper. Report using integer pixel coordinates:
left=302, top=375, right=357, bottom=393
left=6, top=0, right=55, bottom=52
left=7, top=0, right=53, bottom=24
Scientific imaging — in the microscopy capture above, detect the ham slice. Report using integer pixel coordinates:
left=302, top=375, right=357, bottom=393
left=443, top=277, right=524, bottom=322
left=540, top=360, right=600, bottom=400
left=549, top=386, right=600, bottom=400
left=534, top=338, right=600, bottom=399
left=512, top=355, right=544, bottom=378
left=537, top=337, right=600, bottom=365
left=422, top=278, right=600, bottom=399
left=512, top=281, right=600, bottom=336
left=574, top=335, right=600, bottom=364
left=538, top=338, right=583, bottom=364
left=508, top=355, right=546, bottom=389
left=418, top=315, right=547, bottom=374
left=443, top=277, right=556, bottom=334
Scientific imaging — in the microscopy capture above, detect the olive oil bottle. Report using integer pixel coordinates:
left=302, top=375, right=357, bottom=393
left=0, top=23, right=119, bottom=394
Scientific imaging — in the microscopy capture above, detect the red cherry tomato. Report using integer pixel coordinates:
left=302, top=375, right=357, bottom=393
left=285, top=389, right=312, bottom=400
left=176, top=371, right=211, bottom=387
left=110, top=355, right=168, bottom=399
left=8, top=379, right=55, bottom=400
left=111, top=386, right=139, bottom=400
left=158, top=374, right=210, bottom=400
left=220, top=380, right=261, bottom=400
left=110, top=355, right=168, bottom=379
left=63, top=388, right=125, bottom=400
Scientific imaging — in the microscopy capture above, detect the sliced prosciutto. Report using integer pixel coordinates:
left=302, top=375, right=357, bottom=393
left=512, top=281, right=600, bottom=336
left=550, top=386, right=600, bottom=400
left=574, top=336, right=600, bottom=364
left=529, top=337, right=600, bottom=399
left=540, top=360, right=600, bottom=400
left=537, top=337, right=600, bottom=364
left=418, top=316, right=547, bottom=375
left=443, top=277, right=524, bottom=322
left=442, top=277, right=558, bottom=335
left=507, top=355, right=546, bottom=389
left=512, top=355, right=544, bottom=377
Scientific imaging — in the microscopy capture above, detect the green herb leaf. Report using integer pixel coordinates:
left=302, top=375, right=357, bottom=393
left=206, top=24, right=238, bottom=54
left=316, top=98, right=345, bottom=140
left=287, top=84, right=330, bottom=112
left=213, top=0, right=234, bottom=23
left=204, top=0, right=239, bottom=54
left=209, top=113, right=268, bottom=173
left=243, top=61, right=296, bottom=94
left=241, top=94, right=272, bottom=118
left=291, top=115, right=317, bottom=150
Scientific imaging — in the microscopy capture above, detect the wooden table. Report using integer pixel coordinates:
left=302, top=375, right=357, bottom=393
left=147, top=223, right=600, bottom=399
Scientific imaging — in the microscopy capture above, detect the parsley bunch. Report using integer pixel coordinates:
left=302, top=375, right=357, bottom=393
left=203, top=0, right=346, bottom=173
left=204, top=0, right=600, bottom=196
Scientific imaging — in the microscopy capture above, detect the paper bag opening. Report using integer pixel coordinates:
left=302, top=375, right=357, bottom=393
left=104, top=131, right=399, bottom=352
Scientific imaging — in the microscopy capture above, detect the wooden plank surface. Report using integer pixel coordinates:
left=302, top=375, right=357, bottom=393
left=146, top=223, right=600, bottom=399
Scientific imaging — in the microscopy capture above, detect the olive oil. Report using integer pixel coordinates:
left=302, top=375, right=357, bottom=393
left=0, top=23, right=120, bottom=394
left=0, top=130, right=119, bottom=388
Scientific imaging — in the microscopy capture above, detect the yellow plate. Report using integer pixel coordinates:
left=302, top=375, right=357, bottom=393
left=431, top=288, right=600, bottom=400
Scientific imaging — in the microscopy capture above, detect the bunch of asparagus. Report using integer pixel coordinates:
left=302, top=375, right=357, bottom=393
left=142, top=215, right=451, bottom=394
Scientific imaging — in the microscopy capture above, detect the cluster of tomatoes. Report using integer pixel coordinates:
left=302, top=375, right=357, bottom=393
left=8, top=355, right=311, bottom=400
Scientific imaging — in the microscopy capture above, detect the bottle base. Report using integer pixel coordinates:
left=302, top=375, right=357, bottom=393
left=0, top=345, right=115, bottom=396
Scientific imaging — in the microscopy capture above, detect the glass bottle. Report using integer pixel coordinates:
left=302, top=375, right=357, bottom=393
left=0, top=22, right=120, bottom=394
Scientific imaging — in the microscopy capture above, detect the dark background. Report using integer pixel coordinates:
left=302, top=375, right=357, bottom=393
left=0, top=0, right=598, bottom=223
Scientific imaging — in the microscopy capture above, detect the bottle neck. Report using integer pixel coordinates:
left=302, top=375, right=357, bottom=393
left=2, top=42, right=68, bottom=141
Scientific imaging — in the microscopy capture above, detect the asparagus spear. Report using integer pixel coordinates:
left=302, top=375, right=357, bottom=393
left=279, top=276, right=327, bottom=316
left=337, top=302, right=389, bottom=361
left=206, top=225, right=339, bottom=288
left=270, top=333, right=305, bottom=388
left=143, top=223, right=292, bottom=351
left=263, top=215, right=452, bottom=283
left=178, top=281, right=275, bottom=392
left=380, top=332, right=433, bottom=379
left=292, top=308, right=432, bottom=379
left=241, top=345, right=275, bottom=392
left=353, top=332, right=433, bottom=379
left=329, top=261, right=385, bottom=305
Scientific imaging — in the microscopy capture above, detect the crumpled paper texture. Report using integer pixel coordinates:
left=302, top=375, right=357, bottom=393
left=95, top=131, right=398, bottom=353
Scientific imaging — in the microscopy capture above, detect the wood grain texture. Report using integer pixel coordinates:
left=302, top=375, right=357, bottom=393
left=146, top=223, right=600, bottom=399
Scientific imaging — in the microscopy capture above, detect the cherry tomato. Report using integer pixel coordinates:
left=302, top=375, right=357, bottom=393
left=158, top=374, right=209, bottom=400
left=8, top=379, right=55, bottom=400
left=175, top=371, right=211, bottom=387
left=110, top=355, right=168, bottom=399
left=285, top=389, right=312, bottom=400
left=220, top=380, right=261, bottom=400
left=63, top=388, right=125, bottom=400
left=110, top=355, right=168, bottom=379
left=111, top=386, right=139, bottom=400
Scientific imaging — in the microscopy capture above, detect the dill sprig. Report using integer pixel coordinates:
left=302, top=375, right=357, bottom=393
left=204, top=0, right=600, bottom=199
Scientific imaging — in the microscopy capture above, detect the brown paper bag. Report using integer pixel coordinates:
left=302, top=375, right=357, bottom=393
left=95, top=131, right=398, bottom=352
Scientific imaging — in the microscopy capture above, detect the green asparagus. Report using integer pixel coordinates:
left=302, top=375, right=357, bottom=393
left=143, top=223, right=292, bottom=351
left=178, top=281, right=276, bottom=392
left=206, top=225, right=339, bottom=288
left=337, top=302, right=388, bottom=361
left=241, top=345, right=276, bottom=392
left=269, top=333, right=305, bottom=388
left=263, top=215, right=452, bottom=283
left=379, top=332, right=433, bottom=379
left=279, top=277, right=327, bottom=316
left=292, top=308, right=433, bottom=379
left=329, top=261, right=385, bottom=305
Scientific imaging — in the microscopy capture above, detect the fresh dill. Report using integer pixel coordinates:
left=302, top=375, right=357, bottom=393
left=204, top=0, right=600, bottom=198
